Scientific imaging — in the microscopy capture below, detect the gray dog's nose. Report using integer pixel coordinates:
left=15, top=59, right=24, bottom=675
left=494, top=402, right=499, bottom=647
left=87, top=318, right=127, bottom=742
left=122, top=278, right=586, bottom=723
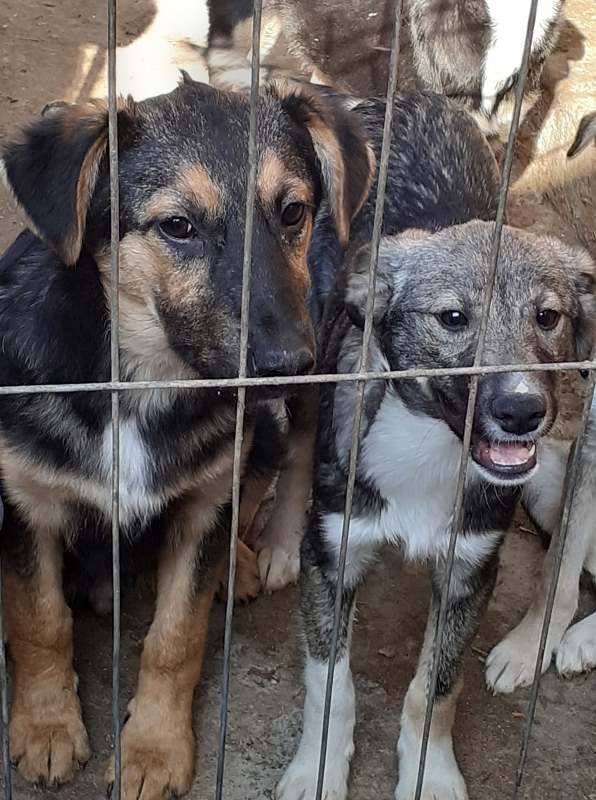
left=491, top=394, right=546, bottom=435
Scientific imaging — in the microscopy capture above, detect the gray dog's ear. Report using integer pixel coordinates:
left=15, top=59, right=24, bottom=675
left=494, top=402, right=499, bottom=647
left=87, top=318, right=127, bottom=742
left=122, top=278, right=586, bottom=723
left=567, top=111, right=596, bottom=159
left=573, top=267, right=596, bottom=362
left=345, top=244, right=392, bottom=330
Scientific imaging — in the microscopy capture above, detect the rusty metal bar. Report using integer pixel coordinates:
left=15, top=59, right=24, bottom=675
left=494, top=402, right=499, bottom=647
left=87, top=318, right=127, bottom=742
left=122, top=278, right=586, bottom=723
left=315, top=2, right=403, bottom=797
left=215, top=0, right=263, bottom=795
left=107, top=0, right=122, bottom=796
left=413, top=2, right=540, bottom=797
left=514, top=375, right=596, bottom=796
left=0, top=358, right=591, bottom=398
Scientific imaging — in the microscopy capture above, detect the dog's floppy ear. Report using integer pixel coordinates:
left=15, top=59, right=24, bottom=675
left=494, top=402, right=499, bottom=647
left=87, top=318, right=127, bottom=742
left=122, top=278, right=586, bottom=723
left=345, top=244, right=392, bottom=329
left=573, top=268, right=596, bottom=362
left=567, top=111, right=596, bottom=159
left=2, top=97, right=136, bottom=265
left=271, top=81, right=375, bottom=248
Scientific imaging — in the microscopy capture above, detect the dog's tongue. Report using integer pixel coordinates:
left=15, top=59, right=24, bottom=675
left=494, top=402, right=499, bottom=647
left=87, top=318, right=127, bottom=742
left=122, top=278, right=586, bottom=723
left=488, top=441, right=535, bottom=466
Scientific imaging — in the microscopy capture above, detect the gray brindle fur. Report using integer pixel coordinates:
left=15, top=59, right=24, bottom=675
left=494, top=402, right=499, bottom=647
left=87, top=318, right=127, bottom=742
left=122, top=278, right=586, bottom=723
left=278, top=222, right=594, bottom=800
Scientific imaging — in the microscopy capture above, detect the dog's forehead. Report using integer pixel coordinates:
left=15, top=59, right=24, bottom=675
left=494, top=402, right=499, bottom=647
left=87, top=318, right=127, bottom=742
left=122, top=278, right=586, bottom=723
left=393, top=222, right=576, bottom=306
left=129, top=86, right=314, bottom=195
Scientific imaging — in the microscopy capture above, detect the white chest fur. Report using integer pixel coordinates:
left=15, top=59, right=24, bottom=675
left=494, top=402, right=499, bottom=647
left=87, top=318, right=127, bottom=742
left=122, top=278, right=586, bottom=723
left=322, top=391, right=498, bottom=571
left=100, top=418, right=165, bottom=526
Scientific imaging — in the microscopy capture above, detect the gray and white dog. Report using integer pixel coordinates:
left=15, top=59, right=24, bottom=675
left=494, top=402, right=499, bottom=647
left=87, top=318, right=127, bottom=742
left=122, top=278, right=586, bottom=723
left=277, top=221, right=594, bottom=800
left=486, top=113, right=596, bottom=692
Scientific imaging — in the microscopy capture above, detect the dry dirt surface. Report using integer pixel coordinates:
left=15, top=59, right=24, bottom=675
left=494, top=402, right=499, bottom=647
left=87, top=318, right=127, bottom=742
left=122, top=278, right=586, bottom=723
left=0, top=1, right=595, bottom=799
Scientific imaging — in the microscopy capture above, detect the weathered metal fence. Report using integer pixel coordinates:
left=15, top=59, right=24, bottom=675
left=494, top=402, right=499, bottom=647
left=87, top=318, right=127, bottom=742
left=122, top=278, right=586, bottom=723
left=0, top=0, right=594, bottom=798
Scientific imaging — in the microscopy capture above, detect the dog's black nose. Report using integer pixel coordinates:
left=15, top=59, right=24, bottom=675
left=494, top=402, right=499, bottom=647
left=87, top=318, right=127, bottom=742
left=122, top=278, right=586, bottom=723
left=254, top=347, right=315, bottom=378
left=491, top=394, right=546, bottom=435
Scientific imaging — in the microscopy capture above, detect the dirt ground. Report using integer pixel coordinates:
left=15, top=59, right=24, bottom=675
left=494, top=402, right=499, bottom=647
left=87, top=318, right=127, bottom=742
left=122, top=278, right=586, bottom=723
left=0, top=1, right=595, bottom=799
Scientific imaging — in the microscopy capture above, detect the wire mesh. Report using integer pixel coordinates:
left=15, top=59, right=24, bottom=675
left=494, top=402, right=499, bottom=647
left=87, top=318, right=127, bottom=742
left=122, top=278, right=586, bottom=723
left=107, top=0, right=122, bottom=796
left=215, top=0, right=263, bottom=795
left=314, top=2, right=404, bottom=796
left=0, top=0, right=591, bottom=798
left=413, top=2, right=540, bottom=796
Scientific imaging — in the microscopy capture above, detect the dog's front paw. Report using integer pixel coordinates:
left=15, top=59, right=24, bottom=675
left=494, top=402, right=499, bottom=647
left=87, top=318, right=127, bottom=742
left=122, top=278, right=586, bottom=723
left=10, top=684, right=90, bottom=787
left=556, top=614, right=596, bottom=678
left=257, top=543, right=300, bottom=593
left=396, top=737, right=467, bottom=800
left=276, top=749, right=349, bottom=800
left=107, top=712, right=194, bottom=800
left=486, top=621, right=555, bottom=694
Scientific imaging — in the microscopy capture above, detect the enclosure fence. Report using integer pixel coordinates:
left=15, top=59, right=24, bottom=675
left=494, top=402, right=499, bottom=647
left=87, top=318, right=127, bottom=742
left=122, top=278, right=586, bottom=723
left=0, top=0, right=594, bottom=798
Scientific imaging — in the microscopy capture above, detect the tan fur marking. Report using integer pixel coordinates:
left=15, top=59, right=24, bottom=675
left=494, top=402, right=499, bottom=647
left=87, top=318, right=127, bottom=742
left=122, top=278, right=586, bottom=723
left=179, top=163, right=223, bottom=219
left=5, top=535, right=90, bottom=785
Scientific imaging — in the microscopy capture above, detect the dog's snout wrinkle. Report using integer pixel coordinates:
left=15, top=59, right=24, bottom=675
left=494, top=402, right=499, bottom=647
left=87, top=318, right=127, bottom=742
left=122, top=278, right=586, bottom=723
left=491, top=393, right=546, bottom=436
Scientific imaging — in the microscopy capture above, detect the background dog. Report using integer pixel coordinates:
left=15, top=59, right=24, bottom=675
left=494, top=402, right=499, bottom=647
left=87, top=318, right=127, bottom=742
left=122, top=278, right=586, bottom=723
left=0, top=76, right=373, bottom=797
left=278, top=221, right=595, bottom=800
left=206, top=0, right=563, bottom=131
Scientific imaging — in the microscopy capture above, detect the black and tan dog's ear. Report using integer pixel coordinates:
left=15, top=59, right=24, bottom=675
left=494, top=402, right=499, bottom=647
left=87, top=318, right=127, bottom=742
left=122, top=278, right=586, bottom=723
left=271, top=82, right=375, bottom=248
left=567, top=111, right=596, bottom=159
left=345, top=243, right=392, bottom=329
left=1, top=97, right=136, bottom=265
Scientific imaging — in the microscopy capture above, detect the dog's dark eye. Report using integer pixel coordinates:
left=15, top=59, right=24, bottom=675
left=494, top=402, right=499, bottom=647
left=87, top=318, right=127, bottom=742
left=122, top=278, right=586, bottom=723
left=439, top=310, right=468, bottom=329
left=536, top=309, right=560, bottom=330
left=281, top=202, right=306, bottom=228
left=159, top=217, right=196, bottom=240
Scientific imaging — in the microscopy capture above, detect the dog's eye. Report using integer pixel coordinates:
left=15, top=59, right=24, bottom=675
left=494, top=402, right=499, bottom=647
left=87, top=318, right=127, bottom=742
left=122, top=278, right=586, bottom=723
left=280, top=202, right=306, bottom=228
left=159, top=217, right=196, bottom=240
left=536, top=309, right=561, bottom=330
left=438, top=310, right=468, bottom=329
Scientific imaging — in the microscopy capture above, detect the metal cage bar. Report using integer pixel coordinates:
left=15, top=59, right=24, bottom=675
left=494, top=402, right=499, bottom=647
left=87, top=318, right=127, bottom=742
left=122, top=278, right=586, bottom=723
left=215, top=0, right=263, bottom=795
left=314, top=2, right=404, bottom=797
left=413, top=2, right=541, bottom=796
left=0, top=499, right=11, bottom=799
left=107, top=0, right=123, bottom=796
left=514, top=373, right=596, bottom=797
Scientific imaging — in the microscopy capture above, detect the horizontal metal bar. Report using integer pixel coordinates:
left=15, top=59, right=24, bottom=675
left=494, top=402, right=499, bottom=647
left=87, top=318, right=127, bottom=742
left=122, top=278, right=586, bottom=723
left=0, top=360, right=592, bottom=397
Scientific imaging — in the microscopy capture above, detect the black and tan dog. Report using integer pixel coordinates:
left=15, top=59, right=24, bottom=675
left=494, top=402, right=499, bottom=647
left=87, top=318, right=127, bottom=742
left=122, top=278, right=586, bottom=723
left=0, top=76, right=374, bottom=798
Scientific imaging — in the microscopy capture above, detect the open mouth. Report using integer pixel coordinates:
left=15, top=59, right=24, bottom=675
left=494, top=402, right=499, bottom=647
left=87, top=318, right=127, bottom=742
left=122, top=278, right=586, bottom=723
left=471, top=439, right=537, bottom=479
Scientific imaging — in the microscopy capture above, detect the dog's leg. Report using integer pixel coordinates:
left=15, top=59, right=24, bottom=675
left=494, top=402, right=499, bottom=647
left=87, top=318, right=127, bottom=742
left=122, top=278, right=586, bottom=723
left=486, top=439, right=593, bottom=692
left=395, top=554, right=499, bottom=800
left=107, top=496, right=227, bottom=800
left=256, top=389, right=316, bottom=592
left=276, top=511, right=377, bottom=800
left=4, top=527, right=90, bottom=787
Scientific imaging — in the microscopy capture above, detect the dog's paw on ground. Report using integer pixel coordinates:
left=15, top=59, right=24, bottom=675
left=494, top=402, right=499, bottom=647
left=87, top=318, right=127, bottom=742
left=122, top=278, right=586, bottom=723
left=556, top=613, right=596, bottom=678
left=485, top=623, right=555, bottom=693
left=10, top=688, right=90, bottom=787
left=106, top=716, right=194, bottom=800
left=217, top=540, right=262, bottom=604
left=396, top=740, right=468, bottom=800
left=276, top=751, right=349, bottom=800
left=257, top=544, right=300, bottom=593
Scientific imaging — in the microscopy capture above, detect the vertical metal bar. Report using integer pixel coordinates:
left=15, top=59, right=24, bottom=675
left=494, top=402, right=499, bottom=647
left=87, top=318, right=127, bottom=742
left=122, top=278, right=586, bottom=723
left=215, top=0, right=263, bottom=795
left=413, top=2, right=539, bottom=797
left=107, top=1, right=122, bottom=797
left=514, top=375, right=595, bottom=796
left=0, top=499, right=12, bottom=800
left=315, top=3, right=403, bottom=797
